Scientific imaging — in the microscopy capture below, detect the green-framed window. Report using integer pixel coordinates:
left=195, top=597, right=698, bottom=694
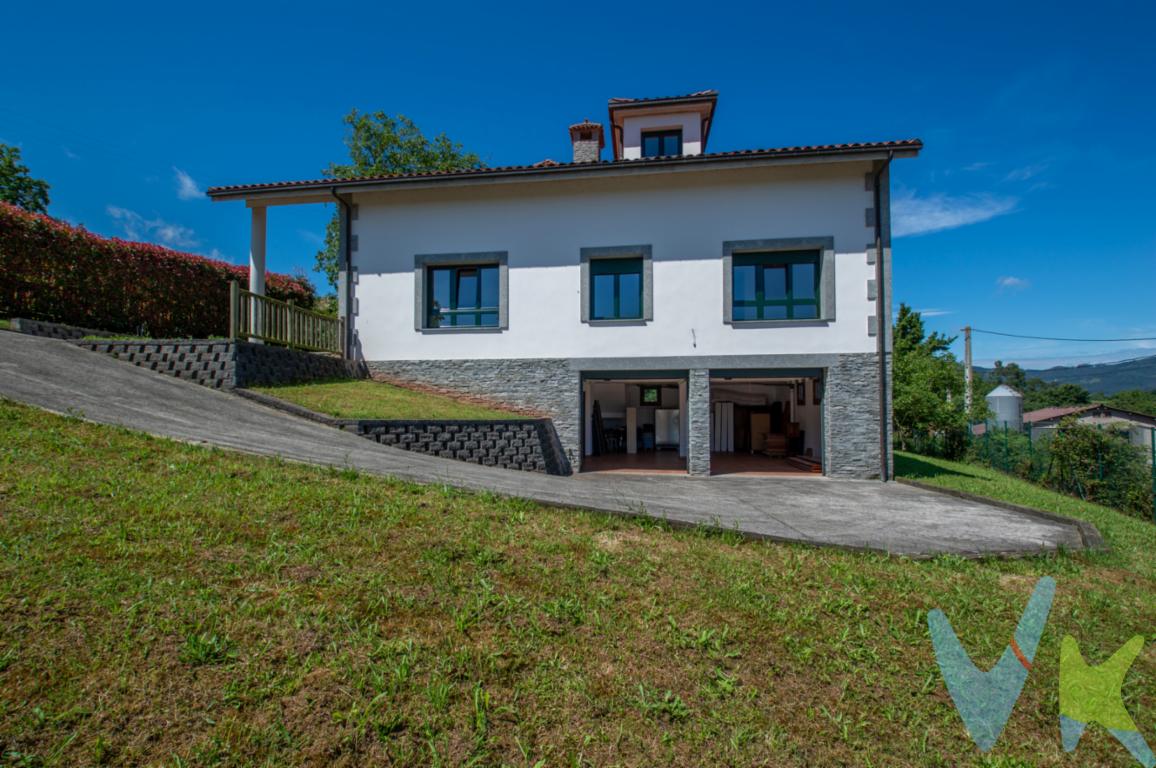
left=427, top=264, right=499, bottom=327
left=731, top=250, right=820, bottom=321
left=590, top=257, right=643, bottom=320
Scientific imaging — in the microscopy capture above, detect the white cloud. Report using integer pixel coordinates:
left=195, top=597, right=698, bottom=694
left=1003, top=162, right=1049, bottom=183
left=916, top=308, right=954, bottom=317
left=173, top=167, right=205, bottom=201
left=996, top=275, right=1030, bottom=291
left=892, top=190, right=1018, bottom=237
left=298, top=229, right=325, bottom=247
left=106, top=205, right=200, bottom=248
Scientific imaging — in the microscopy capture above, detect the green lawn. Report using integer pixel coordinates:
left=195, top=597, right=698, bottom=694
left=0, top=319, right=10, bottom=330
left=252, top=379, right=527, bottom=421
left=1, top=403, right=1155, bottom=767
left=896, top=451, right=1156, bottom=580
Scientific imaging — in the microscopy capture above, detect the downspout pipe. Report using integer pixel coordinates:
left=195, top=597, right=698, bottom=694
left=873, top=152, right=894, bottom=481
left=329, top=187, right=353, bottom=359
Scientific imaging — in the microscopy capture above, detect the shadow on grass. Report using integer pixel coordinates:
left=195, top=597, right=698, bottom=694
left=895, top=453, right=985, bottom=481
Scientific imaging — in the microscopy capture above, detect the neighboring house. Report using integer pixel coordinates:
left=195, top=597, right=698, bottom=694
left=208, top=91, right=921, bottom=478
left=1026, top=404, right=1156, bottom=460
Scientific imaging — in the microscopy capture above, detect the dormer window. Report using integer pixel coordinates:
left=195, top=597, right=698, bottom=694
left=607, top=90, right=717, bottom=160
left=641, top=129, right=682, bottom=158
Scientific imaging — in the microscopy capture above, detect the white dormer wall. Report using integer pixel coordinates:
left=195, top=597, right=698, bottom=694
left=620, top=112, right=703, bottom=159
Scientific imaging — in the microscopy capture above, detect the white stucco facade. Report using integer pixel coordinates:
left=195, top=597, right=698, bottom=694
left=349, top=161, right=878, bottom=362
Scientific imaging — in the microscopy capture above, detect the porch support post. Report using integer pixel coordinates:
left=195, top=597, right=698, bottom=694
left=248, top=205, right=267, bottom=341
left=249, top=205, right=267, bottom=296
left=687, top=369, right=711, bottom=476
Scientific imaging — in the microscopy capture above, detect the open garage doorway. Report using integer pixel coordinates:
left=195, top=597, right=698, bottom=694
left=709, top=374, right=823, bottom=476
left=581, top=374, right=687, bottom=474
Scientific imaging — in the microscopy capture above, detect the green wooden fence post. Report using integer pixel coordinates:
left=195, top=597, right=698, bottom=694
left=1003, top=422, right=1010, bottom=472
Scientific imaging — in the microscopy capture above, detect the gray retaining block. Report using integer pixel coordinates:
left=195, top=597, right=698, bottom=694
left=74, top=338, right=365, bottom=389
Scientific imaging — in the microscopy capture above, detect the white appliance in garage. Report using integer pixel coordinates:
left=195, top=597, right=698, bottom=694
left=655, top=408, right=680, bottom=449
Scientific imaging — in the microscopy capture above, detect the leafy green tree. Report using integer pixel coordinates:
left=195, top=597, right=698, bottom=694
left=985, top=360, right=1027, bottom=392
left=1105, top=389, right=1156, bottom=417
left=1021, top=379, right=1091, bottom=411
left=315, top=111, right=482, bottom=289
left=0, top=144, right=50, bottom=213
left=893, top=304, right=980, bottom=454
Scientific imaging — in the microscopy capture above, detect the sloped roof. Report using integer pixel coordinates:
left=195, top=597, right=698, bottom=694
left=608, top=89, right=718, bottom=106
left=1023, top=405, right=1091, bottom=423
left=207, top=138, right=921, bottom=199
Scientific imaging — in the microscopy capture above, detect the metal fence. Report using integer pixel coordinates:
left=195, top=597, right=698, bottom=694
left=907, top=421, right=1156, bottom=522
left=229, top=281, right=343, bottom=355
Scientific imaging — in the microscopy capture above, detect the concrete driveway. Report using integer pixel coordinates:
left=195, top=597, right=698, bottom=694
left=0, top=331, right=1095, bottom=557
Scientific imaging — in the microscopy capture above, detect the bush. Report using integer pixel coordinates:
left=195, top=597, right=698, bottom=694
left=0, top=202, right=313, bottom=337
left=952, top=419, right=1154, bottom=520
left=1047, top=419, right=1153, bottom=519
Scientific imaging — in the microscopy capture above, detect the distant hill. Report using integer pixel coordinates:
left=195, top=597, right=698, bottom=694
left=977, top=355, right=1156, bottom=395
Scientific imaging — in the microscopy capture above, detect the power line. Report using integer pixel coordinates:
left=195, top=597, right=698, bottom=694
left=969, top=328, right=1156, bottom=343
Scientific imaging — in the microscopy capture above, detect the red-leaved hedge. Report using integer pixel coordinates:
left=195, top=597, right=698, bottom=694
left=0, top=202, right=314, bottom=338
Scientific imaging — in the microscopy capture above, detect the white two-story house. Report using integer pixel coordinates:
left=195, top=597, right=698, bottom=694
left=209, top=91, right=920, bottom=479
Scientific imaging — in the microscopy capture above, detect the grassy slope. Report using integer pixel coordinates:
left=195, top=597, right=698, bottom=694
left=1, top=404, right=1154, bottom=767
left=896, top=451, right=1155, bottom=580
left=0, top=320, right=10, bottom=330
left=252, top=379, right=526, bottom=421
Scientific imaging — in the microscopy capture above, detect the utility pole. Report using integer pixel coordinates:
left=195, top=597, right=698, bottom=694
left=963, top=325, right=973, bottom=416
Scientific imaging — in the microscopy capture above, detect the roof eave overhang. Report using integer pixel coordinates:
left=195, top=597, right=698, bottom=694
left=209, top=144, right=920, bottom=205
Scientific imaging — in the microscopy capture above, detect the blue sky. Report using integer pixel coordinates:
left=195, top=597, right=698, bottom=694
left=5, top=0, right=1154, bottom=367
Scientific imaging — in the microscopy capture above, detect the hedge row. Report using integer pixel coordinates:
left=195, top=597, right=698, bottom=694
left=0, top=202, right=314, bottom=338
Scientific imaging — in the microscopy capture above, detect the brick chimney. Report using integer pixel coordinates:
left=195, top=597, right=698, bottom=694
left=569, top=119, right=604, bottom=163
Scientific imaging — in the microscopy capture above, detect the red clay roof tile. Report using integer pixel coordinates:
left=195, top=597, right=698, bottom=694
left=207, top=138, right=921, bottom=197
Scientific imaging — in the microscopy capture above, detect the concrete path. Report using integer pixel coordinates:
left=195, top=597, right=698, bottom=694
left=0, top=331, right=1093, bottom=557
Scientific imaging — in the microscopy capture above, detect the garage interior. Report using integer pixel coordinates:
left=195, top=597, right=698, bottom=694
left=582, top=377, right=687, bottom=474
left=581, top=373, right=825, bottom=476
left=709, top=376, right=823, bottom=475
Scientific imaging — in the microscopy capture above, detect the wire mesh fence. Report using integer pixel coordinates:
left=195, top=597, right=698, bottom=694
left=904, top=419, right=1156, bottom=523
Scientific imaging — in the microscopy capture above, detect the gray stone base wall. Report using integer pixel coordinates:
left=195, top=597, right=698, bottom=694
left=687, top=369, right=711, bottom=476
left=76, top=339, right=365, bottom=390
left=356, top=419, right=566, bottom=475
left=369, top=353, right=888, bottom=480
left=368, top=359, right=580, bottom=474
left=823, top=352, right=884, bottom=479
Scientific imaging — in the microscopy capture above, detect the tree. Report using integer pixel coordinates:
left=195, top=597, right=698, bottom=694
left=314, top=111, right=482, bottom=289
left=893, top=304, right=979, bottom=454
left=0, top=144, right=50, bottom=213
left=1021, top=380, right=1090, bottom=411
left=986, top=360, right=1027, bottom=392
left=1105, top=389, right=1156, bottom=417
